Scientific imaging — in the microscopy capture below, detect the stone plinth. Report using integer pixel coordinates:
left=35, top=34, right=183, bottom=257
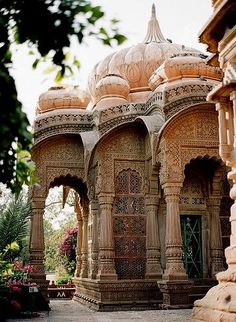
left=73, top=278, right=161, bottom=311
left=158, top=280, right=193, bottom=309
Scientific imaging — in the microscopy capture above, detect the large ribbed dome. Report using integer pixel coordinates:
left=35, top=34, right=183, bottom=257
left=88, top=4, right=200, bottom=106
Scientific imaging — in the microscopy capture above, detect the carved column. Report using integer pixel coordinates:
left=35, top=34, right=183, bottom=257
left=193, top=92, right=236, bottom=320
left=158, top=183, right=192, bottom=309
left=145, top=194, right=163, bottom=279
left=29, top=196, right=49, bottom=293
left=208, top=196, right=224, bottom=276
left=217, top=99, right=233, bottom=162
left=75, top=199, right=83, bottom=278
left=80, top=199, right=89, bottom=278
left=89, top=199, right=99, bottom=279
left=97, top=194, right=117, bottom=280
left=162, top=183, right=187, bottom=280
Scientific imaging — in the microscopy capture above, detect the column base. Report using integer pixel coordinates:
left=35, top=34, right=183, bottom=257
left=145, top=273, right=163, bottom=279
left=29, top=273, right=50, bottom=301
left=192, top=282, right=236, bottom=321
left=158, top=280, right=193, bottom=309
left=96, top=273, right=117, bottom=281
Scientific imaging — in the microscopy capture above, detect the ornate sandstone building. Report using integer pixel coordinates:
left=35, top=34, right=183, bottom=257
left=193, top=0, right=236, bottom=320
left=30, top=5, right=230, bottom=309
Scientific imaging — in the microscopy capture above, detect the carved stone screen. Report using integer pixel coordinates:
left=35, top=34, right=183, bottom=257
left=113, top=169, right=146, bottom=279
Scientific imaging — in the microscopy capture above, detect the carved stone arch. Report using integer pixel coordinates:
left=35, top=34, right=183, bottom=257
left=89, top=122, right=147, bottom=194
left=159, top=103, right=217, bottom=140
left=32, top=134, right=85, bottom=198
left=49, top=174, right=88, bottom=201
left=181, top=154, right=221, bottom=183
left=158, top=105, right=220, bottom=185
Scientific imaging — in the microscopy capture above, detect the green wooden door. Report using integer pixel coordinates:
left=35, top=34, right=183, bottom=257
left=180, top=215, right=203, bottom=278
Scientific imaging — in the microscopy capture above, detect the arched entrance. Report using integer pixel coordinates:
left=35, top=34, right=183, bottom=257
left=180, top=157, right=226, bottom=279
left=48, top=174, right=88, bottom=279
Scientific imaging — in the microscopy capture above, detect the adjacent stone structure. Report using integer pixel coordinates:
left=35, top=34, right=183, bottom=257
left=30, top=5, right=230, bottom=310
left=192, top=0, right=236, bottom=320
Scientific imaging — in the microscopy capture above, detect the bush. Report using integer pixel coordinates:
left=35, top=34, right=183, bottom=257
left=56, top=271, right=72, bottom=285
left=59, top=226, right=78, bottom=274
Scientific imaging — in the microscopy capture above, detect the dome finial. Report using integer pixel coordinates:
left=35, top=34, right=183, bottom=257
left=143, top=3, right=167, bottom=43
left=151, top=3, right=156, bottom=19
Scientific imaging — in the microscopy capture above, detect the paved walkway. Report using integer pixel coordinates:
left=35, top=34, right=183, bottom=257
left=7, top=300, right=192, bottom=322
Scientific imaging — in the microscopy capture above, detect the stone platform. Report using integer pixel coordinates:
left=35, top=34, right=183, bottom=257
left=7, top=299, right=192, bottom=322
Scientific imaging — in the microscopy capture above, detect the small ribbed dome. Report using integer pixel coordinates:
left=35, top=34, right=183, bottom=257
left=95, top=74, right=130, bottom=101
left=149, top=52, right=223, bottom=90
left=88, top=4, right=200, bottom=107
left=37, top=85, right=90, bottom=114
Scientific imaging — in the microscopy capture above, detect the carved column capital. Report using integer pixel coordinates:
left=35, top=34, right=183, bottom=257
left=162, top=182, right=182, bottom=197
left=98, top=193, right=114, bottom=205
left=145, top=194, right=159, bottom=206
left=230, top=90, right=236, bottom=101
left=32, top=197, right=45, bottom=210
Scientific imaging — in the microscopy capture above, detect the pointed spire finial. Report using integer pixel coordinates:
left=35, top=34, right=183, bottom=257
left=143, top=3, right=167, bottom=43
left=152, top=3, right=156, bottom=19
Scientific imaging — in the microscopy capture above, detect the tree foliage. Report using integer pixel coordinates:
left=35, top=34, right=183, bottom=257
left=0, top=191, right=31, bottom=262
left=0, top=0, right=126, bottom=192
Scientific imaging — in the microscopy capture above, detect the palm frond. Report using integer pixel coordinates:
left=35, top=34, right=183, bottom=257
left=0, top=193, right=31, bottom=252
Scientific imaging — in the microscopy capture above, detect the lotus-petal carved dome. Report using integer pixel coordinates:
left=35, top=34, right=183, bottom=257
left=149, top=52, right=223, bottom=90
left=95, top=74, right=130, bottom=101
left=88, top=4, right=200, bottom=106
left=37, top=85, right=90, bottom=114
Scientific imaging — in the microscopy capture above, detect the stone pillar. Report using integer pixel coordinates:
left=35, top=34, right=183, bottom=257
left=97, top=194, right=117, bottom=280
left=145, top=194, right=163, bottom=279
left=80, top=199, right=89, bottom=278
left=193, top=92, right=236, bottom=320
left=29, top=196, right=49, bottom=294
left=158, top=183, right=192, bottom=309
left=89, top=199, right=99, bottom=279
left=162, top=183, right=187, bottom=280
left=75, top=200, right=83, bottom=278
left=208, top=196, right=224, bottom=276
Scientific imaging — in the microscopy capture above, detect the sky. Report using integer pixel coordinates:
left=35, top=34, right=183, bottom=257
left=11, top=0, right=213, bottom=124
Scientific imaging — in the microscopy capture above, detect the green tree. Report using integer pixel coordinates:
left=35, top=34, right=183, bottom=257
left=0, top=192, right=31, bottom=262
left=0, top=0, right=126, bottom=192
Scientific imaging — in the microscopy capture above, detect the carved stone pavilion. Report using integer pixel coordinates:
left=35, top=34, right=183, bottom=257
left=29, top=4, right=231, bottom=309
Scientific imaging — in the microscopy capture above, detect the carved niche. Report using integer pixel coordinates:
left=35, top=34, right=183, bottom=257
left=96, top=126, right=147, bottom=193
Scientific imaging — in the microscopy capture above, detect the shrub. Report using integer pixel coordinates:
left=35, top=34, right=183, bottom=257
left=59, top=226, right=78, bottom=274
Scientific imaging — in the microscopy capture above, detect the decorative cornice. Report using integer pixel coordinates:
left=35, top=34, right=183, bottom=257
left=34, top=123, right=93, bottom=145
left=34, top=111, right=93, bottom=132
